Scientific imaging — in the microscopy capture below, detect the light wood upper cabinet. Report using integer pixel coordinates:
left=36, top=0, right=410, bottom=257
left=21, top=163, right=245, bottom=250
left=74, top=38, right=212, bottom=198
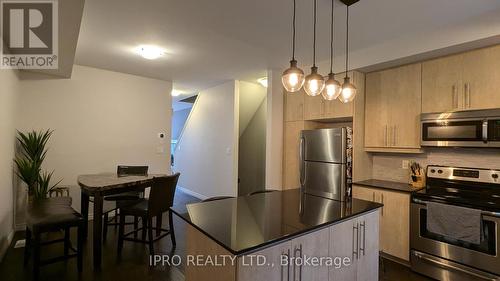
left=303, top=72, right=355, bottom=121
left=304, top=94, right=324, bottom=120
left=365, top=63, right=421, bottom=151
left=352, top=185, right=410, bottom=262
left=422, top=54, right=464, bottom=113
left=285, top=90, right=305, bottom=121
left=283, top=121, right=305, bottom=189
left=462, top=45, right=500, bottom=110
left=422, top=45, right=500, bottom=113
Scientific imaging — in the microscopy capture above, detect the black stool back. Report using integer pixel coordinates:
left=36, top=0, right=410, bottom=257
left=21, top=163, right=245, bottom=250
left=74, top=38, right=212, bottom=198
left=148, top=173, right=180, bottom=217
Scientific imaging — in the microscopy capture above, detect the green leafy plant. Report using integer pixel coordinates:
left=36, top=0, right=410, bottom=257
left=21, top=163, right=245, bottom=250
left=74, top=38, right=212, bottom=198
left=36, top=171, right=62, bottom=199
left=14, top=130, right=61, bottom=200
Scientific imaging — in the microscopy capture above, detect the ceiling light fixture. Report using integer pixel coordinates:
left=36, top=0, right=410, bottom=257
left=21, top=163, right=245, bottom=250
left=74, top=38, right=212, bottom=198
left=281, top=0, right=305, bottom=93
left=257, top=77, right=268, bottom=88
left=171, top=90, right=182, bottom=97
left=304, top=0, right=325, bottom=97
left=322, top=0, right=342, bottom=101
left=339, top=2, right=358, bottom=103
left=136, top=45, right=165, bottom=60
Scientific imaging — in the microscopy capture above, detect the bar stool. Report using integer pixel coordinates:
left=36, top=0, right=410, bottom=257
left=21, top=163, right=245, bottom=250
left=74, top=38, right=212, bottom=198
left=118, top=173, right=180, bottom=256
left=24, top=197, right=84, bottom=280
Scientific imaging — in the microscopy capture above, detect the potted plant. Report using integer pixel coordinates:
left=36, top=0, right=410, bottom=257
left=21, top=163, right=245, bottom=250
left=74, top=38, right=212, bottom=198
left=14, top=130, right=61, bottom=201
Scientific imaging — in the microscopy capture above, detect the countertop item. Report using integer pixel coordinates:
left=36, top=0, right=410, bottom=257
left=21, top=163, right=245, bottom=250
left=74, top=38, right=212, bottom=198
left=170, top=188, right=382, bottom=255
left=353, top=179, right=424, bottom=193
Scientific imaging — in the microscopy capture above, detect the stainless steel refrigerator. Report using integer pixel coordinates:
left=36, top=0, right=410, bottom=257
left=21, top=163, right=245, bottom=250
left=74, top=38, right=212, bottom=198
left=299, top=128, right=352, bottom=201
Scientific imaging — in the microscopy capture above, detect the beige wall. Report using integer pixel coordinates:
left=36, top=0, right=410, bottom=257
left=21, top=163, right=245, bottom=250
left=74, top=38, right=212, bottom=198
left=0, top=68, right=19, bottom=261
left=173, top=81, right=239, bottom=198
left=372, top=148, right=500, bottom=183
left=238, top=98, right=267, bottom=196
left=16, top=65, right=172, bottom=222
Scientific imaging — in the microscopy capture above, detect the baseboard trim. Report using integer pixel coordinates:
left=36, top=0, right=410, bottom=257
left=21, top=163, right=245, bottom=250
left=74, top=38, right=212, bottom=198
left=0, top=229, right=15, bottom=262
left=177, top=186, right=207, bottom=200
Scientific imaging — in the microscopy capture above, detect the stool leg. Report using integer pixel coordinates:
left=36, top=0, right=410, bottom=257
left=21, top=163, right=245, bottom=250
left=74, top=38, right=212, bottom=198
left=118, top=214, right=125, bottom=255
left=147, top=218, right=154, bottom=256
left=168, top=211, right=176, bottom=248
left=103, top=213, right=109, bottom=242
left=142, top=217, right=147, bottom=242
left=156, top=214, right=162, bottom=236
left=24, top=228, right=31, bottom=266
left=133, top=216, right=139, bottom=239
left=64, top=227, right=70, bottom=257
left=33, top=231, right=41, bottom=281
left=77, top=224, right=84, bottom=272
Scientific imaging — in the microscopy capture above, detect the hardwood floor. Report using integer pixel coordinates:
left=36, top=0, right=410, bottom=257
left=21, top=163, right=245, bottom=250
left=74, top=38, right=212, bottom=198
left=0, top=190, right=433, bottom=281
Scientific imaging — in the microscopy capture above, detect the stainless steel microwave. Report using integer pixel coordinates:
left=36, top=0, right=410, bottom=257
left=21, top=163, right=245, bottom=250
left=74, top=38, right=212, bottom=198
left=421, top=109, right=500, bottom=147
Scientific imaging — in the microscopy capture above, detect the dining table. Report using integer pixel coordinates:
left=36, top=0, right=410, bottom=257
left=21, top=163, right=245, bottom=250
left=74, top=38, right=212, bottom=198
left=78, top=173, right=166, bottom=269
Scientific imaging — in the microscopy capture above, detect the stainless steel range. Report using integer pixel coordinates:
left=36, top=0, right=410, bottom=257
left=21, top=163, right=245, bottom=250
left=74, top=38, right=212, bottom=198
left=411, top=165, right=500, bottom=281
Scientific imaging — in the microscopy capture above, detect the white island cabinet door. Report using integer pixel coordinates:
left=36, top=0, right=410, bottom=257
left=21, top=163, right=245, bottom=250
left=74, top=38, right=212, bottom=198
left=329, top=218, right=358, bottom=281
left=356, top=210, right=380, bottom=281
left=290, top=227, right=330, bottom=281
left=237, top=241, right=292, bottom=281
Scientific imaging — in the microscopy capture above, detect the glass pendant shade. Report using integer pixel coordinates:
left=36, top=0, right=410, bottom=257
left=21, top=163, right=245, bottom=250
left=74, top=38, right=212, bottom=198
left=339, top=76, right=357, bottom=103
left=322, top=73, right=342, bottom=100
left=304, top=66, right=325, bottom=97
left=282, top=60, right=305, bottom=92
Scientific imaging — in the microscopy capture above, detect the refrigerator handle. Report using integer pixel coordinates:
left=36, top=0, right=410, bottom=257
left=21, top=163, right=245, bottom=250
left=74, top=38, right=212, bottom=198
left=299, top=137, right=305, bottom=188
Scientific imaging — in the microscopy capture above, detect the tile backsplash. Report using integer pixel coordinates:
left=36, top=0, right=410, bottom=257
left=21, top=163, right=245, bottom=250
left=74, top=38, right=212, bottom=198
left=373, top=148, right=500, bottom=183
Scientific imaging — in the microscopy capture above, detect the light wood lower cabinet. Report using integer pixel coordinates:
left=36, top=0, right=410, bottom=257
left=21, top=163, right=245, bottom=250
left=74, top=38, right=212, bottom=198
left=187, top=211, right=380, bottom=281
left=237, top=241, right=292, bottom=281
left=352, top=185, right=410, bottom=262
left=330, top=210, right=380, bottom=281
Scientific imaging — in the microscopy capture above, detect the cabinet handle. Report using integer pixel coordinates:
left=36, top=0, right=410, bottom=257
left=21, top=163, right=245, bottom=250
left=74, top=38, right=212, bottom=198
left=381, top=193, right=384, bottom=216
left=372, top=192, right=375, bottom=202
left=452, top=84, right=458, bottom=109
left=280, top=249, right=290, bottom=281
left=466, top=83, right=471, bottom=109
left=299, top=137, right=305, bottom=188
left=352, top=223, right=359, bottom=259
left=359, top=221, right=366, bottom=256
left=297, top=244, right=303, bottom=281
left=287, top=248, right=291, bottom=281
left=393, top=126, right=397, bottom=147
left=384, top=125, right=388, bottom=147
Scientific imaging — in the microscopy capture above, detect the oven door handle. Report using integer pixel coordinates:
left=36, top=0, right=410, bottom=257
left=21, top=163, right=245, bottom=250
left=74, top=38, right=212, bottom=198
left=413, top=199, right=500, bottom=218
left=482, top=120, right=488, bottom=143
left=414, top=251, right=499, bottom=281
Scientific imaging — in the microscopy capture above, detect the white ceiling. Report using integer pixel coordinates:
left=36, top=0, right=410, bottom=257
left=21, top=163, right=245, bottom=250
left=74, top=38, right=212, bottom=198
left=74, top=0, right=500, bottom=95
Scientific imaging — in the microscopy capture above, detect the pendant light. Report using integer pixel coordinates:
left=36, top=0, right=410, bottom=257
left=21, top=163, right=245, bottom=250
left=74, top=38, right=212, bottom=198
left=339, top=5, right=357, bottom=103
left=304, top=0, right=325, bottom=97
left=322, top=0, right=342, bottom=101
left=282, top=0, right=305, bottom=93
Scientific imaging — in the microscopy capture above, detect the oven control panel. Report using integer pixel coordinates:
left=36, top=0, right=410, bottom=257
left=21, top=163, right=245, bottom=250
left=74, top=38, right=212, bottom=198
left=427, top=165, right=500, bottom=184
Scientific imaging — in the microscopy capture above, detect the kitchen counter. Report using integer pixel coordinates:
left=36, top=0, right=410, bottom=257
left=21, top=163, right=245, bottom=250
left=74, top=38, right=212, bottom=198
left=353, top=179, right=424, bottom=193
left=171, top=188, right=382, bottom=255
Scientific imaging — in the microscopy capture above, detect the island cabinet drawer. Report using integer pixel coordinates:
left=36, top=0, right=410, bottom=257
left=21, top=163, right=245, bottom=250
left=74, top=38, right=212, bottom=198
left=352, top=185, right=410, bottom=262
left=237, top=227, right=330, bottom=281
left=329, top=210, right=379, bottom=281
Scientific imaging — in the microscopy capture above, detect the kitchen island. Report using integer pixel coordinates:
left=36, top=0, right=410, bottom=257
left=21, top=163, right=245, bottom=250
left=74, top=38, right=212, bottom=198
left=170, top=189, right=382, bottom=281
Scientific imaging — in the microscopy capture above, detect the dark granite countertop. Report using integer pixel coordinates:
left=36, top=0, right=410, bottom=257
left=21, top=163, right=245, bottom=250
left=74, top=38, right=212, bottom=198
left=353, top=179, right=424, bottom=193
left=170, top=189, right=382, bottom=255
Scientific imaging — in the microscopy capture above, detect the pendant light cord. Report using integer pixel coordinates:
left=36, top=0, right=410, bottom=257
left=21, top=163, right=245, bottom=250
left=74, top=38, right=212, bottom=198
left=292, top=0, right=296, bottom=60
left=312, top=0, right=317, bottom=67
left=330, top=0, right=334, bottom=74
left=345, top=5, right=349, bottom=79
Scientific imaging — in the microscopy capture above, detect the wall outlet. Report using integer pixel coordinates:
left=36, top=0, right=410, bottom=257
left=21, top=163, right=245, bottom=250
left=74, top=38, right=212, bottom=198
left=402, top=160, right=410, bottom=169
